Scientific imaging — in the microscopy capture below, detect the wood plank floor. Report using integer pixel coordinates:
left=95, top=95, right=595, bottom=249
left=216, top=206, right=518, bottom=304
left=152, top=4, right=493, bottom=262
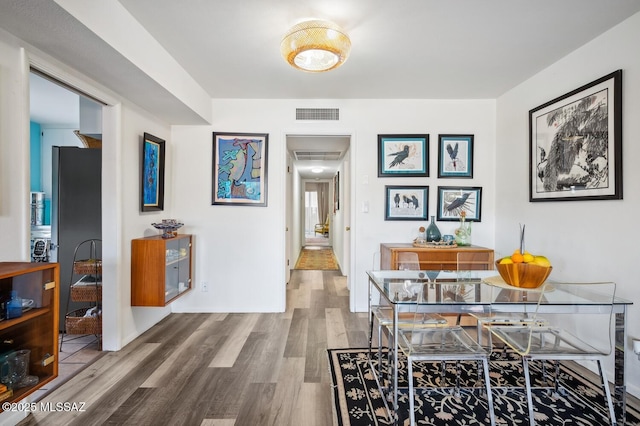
left=19, top=270, right=368, bottom=426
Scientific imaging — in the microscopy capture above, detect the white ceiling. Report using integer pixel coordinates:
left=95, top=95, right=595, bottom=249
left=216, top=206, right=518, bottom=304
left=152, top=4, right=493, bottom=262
left=29, top=73, right=79, bottom=126
left=118, top=0, right=640, bottom=100
left=4, top=0, right=640, bottom=178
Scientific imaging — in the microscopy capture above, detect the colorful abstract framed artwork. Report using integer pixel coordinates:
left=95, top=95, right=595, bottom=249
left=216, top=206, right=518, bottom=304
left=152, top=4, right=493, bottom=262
left=438, top=134, right=474, bottom=178
left=529, top=70, right=622, bottom=202
left=212, top=132, right=269, bottom=206
left=436, top=186, right=482, bottom=222
left=378, top=134, right=429, bottom=177
left=141, top=132, right=165, bottom=212
left=384, top=185, right=428, bottom=221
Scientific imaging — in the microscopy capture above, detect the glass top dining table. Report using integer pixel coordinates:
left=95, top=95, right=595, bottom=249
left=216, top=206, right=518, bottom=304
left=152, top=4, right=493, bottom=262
left=366, top=269, right=633, bottom=424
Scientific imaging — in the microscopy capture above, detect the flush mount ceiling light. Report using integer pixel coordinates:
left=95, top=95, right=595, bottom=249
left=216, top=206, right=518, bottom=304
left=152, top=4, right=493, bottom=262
left=281, top=19, right=351, bottom=72
left=311, top=167, right=324, bottom=173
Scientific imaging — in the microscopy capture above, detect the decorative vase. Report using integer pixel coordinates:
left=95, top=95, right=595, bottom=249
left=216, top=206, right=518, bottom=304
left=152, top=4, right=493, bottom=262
left=425, top=216, right=442, bottom=242
left=415, top=226, right=427, bottom=245
left=455, top=214, right=472, bottom=246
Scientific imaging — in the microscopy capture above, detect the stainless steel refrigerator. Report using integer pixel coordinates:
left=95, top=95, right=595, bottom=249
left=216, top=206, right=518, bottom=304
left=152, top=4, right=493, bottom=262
left=51, top=146, right=102, bottom=332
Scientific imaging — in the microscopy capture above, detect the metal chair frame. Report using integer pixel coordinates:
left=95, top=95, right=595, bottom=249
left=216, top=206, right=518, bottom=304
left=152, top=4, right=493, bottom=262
left=485, top=281, right=617, bottom=426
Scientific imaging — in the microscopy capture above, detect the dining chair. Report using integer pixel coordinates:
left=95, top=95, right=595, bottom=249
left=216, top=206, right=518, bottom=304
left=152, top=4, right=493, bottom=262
left=484, top=281, right=617, bottom=426
left=368, top=252, right=447, bottom=385
left=454, top=251, right=495, bottom=331
left=397, top=280, right=496, bottom=426
left=456, top=250, right=494, bottom=271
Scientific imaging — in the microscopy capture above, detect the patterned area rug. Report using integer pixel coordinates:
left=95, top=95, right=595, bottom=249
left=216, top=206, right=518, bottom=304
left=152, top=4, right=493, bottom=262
left=295, top=247, right=339, bottom=270
left=328, top=348, right=640, bottom=426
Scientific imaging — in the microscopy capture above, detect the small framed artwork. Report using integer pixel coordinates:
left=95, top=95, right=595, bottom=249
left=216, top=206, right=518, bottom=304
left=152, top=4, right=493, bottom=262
left=436, top=186, right=482, bottom=222
left=530, top=69, right=622, bottom=202
left=141, top=132, right=165, bottom=212
left=333, top=171, right=340, bottom=212
left=212, top=132, right=268, bottom=206
left=378, top=134, right=429, bottom=177
left=438, top=134, right=474, bottom=178
left=384, top=185, right=428, bottom=221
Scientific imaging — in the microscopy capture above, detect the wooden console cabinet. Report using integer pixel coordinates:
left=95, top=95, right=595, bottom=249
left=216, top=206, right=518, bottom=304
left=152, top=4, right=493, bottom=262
left=131, top=234, right=193, bottom=306
left=0, top=262, right=59, bottom=409
left=380, top=243, right=494, bottom=270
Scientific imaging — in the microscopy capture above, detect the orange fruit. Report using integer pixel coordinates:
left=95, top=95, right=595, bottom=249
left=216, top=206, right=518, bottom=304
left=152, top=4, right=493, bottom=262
left=511, top=252, right=524, bottom=263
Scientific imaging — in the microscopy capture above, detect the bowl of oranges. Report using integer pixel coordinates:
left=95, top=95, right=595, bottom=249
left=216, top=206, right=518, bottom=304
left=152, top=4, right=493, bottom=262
left=495, top=250, right=552, bottom=288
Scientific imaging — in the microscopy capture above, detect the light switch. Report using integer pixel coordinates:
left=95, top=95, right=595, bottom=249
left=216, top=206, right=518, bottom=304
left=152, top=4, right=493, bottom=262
left=362, top=201, right=369, bottom=213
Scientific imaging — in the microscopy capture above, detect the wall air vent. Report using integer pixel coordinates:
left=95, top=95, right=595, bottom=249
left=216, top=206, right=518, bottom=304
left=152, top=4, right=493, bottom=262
left=296, top=108, right=340, bottom=121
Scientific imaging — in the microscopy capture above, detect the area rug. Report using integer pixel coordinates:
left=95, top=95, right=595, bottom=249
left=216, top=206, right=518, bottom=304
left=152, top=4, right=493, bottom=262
left=305, top=235, right=330, bottom=246
left=328, top=348, right=640, bottom=426
left=294, top=247, right=339, bottom=270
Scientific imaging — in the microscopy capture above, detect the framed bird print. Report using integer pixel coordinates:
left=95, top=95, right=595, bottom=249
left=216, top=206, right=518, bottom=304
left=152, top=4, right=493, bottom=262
left=384, top=185, right=428, bottom=221
left=438, top=134, right=473, bottom=178
left=436, top=186, right=482, bottom=222
left=378, top=134, right=429, bottom=177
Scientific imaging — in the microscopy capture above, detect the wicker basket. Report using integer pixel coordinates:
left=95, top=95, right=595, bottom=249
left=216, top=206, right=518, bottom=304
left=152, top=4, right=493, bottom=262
left=65, top=307, right=102, bottom=335
left=73, top=259, right=102, bottom=275
left=71, top=283, right=102, bottom=302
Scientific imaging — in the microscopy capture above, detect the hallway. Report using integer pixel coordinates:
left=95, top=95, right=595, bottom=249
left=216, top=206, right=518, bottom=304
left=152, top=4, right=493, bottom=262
left=303, top=232, right=329, bottom=248
left=20, top=269, right=367, bottom=426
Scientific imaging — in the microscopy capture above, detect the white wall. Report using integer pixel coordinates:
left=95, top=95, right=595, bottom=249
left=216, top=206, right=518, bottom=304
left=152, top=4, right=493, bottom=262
left=0, top=28, right=178, bottom=354
left=496, top=12, right=640, bottom=396
left=332, top=160, right=346, bottom=272
left=117, top=101, right=173, bottom=346
left=0, top=29, right=30, bottom=261
left=169, top=99, right=497, bottom=314
left=290, top=161, right=302, bottom=276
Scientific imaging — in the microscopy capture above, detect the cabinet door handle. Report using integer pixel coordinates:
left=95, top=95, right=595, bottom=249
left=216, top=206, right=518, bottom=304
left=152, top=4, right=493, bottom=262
left=42, top=354, right=55, bottom=366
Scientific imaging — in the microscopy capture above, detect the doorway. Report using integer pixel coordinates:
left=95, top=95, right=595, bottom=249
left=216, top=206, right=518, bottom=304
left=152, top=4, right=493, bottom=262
left=29, top=70, right=103, bottom=334
left=304, top=184, right=330, bottom=247
left=285, top=134, right=351, bottom=281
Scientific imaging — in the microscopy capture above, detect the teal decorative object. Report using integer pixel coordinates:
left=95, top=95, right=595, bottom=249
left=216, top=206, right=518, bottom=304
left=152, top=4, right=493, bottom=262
left=425, top=216, right=442, bottom=242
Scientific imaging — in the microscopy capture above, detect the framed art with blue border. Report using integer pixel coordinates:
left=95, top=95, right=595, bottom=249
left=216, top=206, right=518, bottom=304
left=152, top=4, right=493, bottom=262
left=384, top=185, right=428, bottom=221
left=378, top=134, right=429, bottom=177
left=212, top=132, right=268, bottom=206
left=438, top=134, right=474, bottom=178
left=141, top=132, right=165, bottom=212
left=436, top=186, right=482, bottom=222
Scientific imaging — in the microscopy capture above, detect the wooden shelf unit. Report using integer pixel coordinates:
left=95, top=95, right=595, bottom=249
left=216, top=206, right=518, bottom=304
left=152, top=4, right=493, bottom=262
left=131, top=234, right=192, bottom=307
left=0, top=262, right=59, bottom=410
left=380, top=243, right=494, bottom=270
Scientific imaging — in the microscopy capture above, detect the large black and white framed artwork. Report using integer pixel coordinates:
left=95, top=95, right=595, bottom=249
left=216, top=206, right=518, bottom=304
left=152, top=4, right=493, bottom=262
left=529, top=70, right=622, bottom=202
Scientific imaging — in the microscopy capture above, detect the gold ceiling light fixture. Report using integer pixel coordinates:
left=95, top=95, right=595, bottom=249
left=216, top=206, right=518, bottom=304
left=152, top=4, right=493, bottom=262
left=281, top=19, right=351, bottom=72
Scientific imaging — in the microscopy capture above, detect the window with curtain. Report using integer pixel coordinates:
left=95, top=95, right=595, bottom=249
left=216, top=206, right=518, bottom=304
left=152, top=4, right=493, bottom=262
left=305, top=182, right=329, bottom=235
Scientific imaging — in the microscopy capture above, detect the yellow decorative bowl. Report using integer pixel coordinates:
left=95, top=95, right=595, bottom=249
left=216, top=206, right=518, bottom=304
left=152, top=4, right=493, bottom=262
left=495, top=261, right=552, bottom=288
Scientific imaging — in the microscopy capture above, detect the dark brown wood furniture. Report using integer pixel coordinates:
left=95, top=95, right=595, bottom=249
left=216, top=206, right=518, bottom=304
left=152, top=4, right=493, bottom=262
left=131, top=234, right=192, bottom=306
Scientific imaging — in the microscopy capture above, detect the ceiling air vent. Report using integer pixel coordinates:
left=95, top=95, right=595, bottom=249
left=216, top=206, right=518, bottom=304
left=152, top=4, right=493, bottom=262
left=296, top=108, right=339, bottom=121
left=293, top=151, right=343, bottom=161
